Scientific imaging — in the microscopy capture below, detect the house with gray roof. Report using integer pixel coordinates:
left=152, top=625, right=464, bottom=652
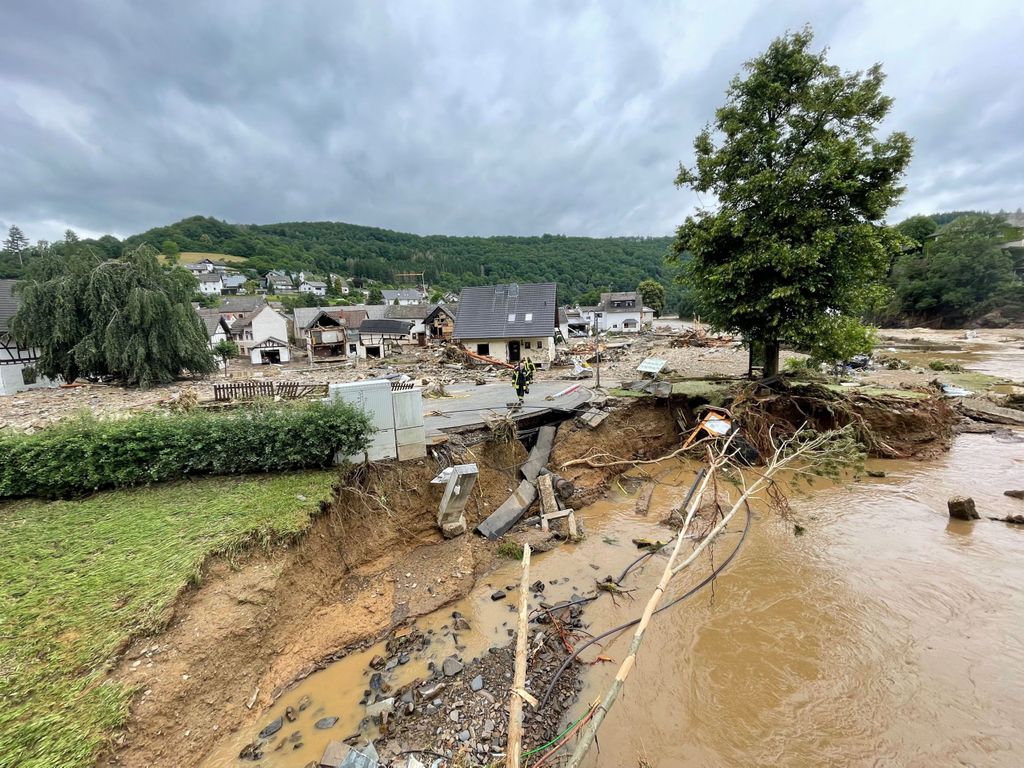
left=382, top=288, right=425, bottom=305
left=594, top=291, right=652, bottom=333
left=0, top=279, right=56, bottom=395
left=452, top=283, right=557, bottom=364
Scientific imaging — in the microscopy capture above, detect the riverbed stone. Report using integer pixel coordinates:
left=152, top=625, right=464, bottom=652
left=470, top=675, right=484, bottom=692
left=258, top=716, right=283, bottom=739
left=490, top=590, right=506, bottom=601
left=1005, top=490, right=1024, bottom=499
left=369, top=654, right=386, bottom=670
left=453, top=616, right=471, bottom=631
left=419, top=681, right=445, bottom=698
left=298, top=695, right=312, bottom=711
left=284, top=706, right=297, bottom=722
left=442, top=656, right=464, bottom=677
left=314, top=716, right=339, bottom=729
left=948, top=495, right=979, bottom=520
left=366, top=697, right=394, bottom=723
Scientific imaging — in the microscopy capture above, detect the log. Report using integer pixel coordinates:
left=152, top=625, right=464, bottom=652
left=506, top=544, right=532, bottom=768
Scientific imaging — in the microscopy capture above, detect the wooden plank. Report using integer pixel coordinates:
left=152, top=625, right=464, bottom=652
left=506, top=544, right=532, bottom=768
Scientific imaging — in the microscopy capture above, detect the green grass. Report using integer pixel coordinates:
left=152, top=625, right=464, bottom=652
left=608, top=387, right=654, bottom=398
left=0, top=470, right=338, bottom=768
left=669, top=379, right=735, bottom=402
left=822, top=384, right=930, bottom=400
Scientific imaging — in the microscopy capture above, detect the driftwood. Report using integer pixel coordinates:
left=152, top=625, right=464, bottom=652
left=506, top=543, right=532, bottom=768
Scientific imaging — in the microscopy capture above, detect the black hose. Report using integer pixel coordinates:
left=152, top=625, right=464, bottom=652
left=538, top=499, right=753, bottom=709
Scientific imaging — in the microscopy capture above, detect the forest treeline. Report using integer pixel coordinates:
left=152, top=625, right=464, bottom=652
left=1, top=211, right=1021, bottom=325
left=129, top=216, right=681, bottom=307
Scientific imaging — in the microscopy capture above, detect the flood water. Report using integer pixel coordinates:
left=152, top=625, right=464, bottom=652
left=207, top=432, right=1024, bottom=768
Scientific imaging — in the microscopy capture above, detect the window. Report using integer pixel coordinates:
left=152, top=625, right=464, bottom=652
left=525, top=341, right=531, bottom=349
left=524, top=313, right=533, bottom=322
left=508, top=313, right=516, bottom=321
left=536, top=340, right=544, bottom=348
left=477, top=343, right=490, bottom=355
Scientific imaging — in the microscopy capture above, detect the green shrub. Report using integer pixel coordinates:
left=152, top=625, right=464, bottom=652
left=0, top=400, right=371, bottom=499
left=928, top=359, right=964, bottom=372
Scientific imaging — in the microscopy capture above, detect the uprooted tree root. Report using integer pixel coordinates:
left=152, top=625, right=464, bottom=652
left=728, top=379, right=956, bottom=460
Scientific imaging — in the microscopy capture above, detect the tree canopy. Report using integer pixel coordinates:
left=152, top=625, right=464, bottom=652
left=670, top=27, right=912, bottom=375
left=637, top=278, right=666, bottom=318
left=888, top=213, right=1022, bottom=324
left=11, top=243, right=216, bottom=387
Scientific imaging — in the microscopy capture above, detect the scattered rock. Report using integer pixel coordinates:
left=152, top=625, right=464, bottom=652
left=469, top=675, right=484, bottom=692
left=419, top=681, right=445, bottom=698
left=988, top=514, right=1024, bottom=524
left=369, top=654, right=387, bottom=671
left=491, top=590, right=506, bottom=601
left=258, top=717, right=283, bottom=739
left=1005, top=490, right=1024, bottom=500
left=530, top=579, right=545, bottom=593
left=453, top=616, right=471, bottom=631
left=238, top=741, right=263, bottom=761
left=298, top=695, right=312, bottom=711
left=284, top=706, right=297, bottom=722
left=442, top=656, right=464, bottom=677
left=366, top=697, right=395, bottom=723
left=314, top=717, right=339, bottom=730
left=948, top=495, right=979, bottom=520
left=866, top=470, right=886, bottom=478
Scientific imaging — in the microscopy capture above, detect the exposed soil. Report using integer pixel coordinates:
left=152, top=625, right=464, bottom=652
left=101, top=439, right=526, bottom=768
left=550, top=399, right=682, bottom=506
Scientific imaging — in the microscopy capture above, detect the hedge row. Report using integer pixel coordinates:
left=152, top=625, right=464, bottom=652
left=0, top=400, right=372, bottom=499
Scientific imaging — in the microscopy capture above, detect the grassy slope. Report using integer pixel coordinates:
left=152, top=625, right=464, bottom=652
left=175, top=251, right=247, bottom=264
left=0, top=470, right=338, bottom=768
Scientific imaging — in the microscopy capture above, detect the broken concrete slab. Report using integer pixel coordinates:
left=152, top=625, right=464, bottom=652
left=437, top=463, right=478, bottom=538
left=520, top=425, right=557, bottom=482
left=476, top=480, right=538, bottom=539
left=577, top=407, right=608, bottom=429
left=320, top=740, right=351, bottom=768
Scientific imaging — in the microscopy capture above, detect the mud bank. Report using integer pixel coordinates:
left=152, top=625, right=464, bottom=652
left=101, top=391, right=958, bottom=767
left=101, top=440, right=529, bottom=768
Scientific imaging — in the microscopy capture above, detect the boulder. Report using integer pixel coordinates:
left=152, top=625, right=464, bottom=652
left=1004, top=490, right=1024, bottom=500
left=948, top=496, right=979, bottom=520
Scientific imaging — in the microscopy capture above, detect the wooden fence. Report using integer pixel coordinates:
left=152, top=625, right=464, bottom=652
left=213, top=381, right=328, bottom=402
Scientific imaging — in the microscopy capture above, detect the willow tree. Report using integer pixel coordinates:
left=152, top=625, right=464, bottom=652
left=11, top=243, right=216, bottom=387
left=670, top=27, right=911, bottom=376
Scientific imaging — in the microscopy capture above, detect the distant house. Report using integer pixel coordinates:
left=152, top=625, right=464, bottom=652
left=194, top=309, right=232, bottom=368
left=196, top=272, right=223, bottom=295
left=230, top=305, right=291, bottom=364
left=594, top=291, right=649, bottom=333
left=0, top=279, right=56, bottom=395
left=358, top=319, right=413, bottom=359
left=424, top=304, right=456, bottom=342
left=217, top=295, right=267, bottom=326
left=221, top=274, right=247, bottom=295
left=452, top=283, right=557, bottom=365
left=295, top=307, right=369, bottom=360
left=299, top=280, right=328, bottom=296
left=292, top=306, right=370, bottom=337
left=382, top=288, right=424, bottom=306
left=303, top=310, right=349, bottom=361
left=384, top=303, right=434, bottom=344
left=263, top=273, right=295, bottom=294
left=184, top=262, right=211, bottom=275
left=329, top=274, right=351, bottom=295
left=564, top=307, right=591, bottom=337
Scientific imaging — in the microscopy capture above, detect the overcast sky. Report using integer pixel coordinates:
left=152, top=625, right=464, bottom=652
left=2, top=0, right=1022, bottom=243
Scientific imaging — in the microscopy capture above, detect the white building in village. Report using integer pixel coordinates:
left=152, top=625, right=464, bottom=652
left=0, top=279, right=57, bottom=395
left=592, top=291, right=652, bottom=333
left=196, top=273, right=223, bottom=295
left=228, top=304, right=292, bottom=364
left=452, top=283, right=557, bottom=365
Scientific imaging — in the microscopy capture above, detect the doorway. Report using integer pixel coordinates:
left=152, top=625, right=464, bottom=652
left=507, top=340, right=521, bottom=362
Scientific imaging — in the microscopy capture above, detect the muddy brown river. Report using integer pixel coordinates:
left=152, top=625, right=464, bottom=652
left=208, top=431, right=1024, bottom=767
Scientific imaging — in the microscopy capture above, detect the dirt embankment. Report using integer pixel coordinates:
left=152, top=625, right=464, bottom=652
left=102, top=439, right=528, bottom=768
left=550, top=399, right=682, bottom=505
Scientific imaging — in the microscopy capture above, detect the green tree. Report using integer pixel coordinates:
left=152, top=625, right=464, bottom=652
left=213, top=339, right=239, bottom=372
left=637, top=279, right=667, bottom=318
left=3, top=225, right=30, bottom=267
left=895, top=215, right=937, bottom=248
left=11, top=243, right=216, bottom=387
left=429, top=289, right=445, bottom=304
left=890, top=214, right=1015, bottom=322
left=670, top=27, right=911, bottom=376
left=64, top=229, right=79, bottom=244
left=368, top=286, right=384, bottom=304
left=576, top=288, right=603, bottom=307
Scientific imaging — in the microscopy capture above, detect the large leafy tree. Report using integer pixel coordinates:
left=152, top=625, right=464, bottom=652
left=11, top=243, right=216, bottom=387
left=890, top=213, right=1016, bottom=322
left=3, top=225, right=30, bottom=268
left=637, top=279, right=667, bottom=318
left=670, top=28, right=912, bottom=376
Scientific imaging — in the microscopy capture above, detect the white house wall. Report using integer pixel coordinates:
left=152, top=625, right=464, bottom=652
left=600, top=310, right=643, bottom=332
left=239, top=307, right=289, bottom=351
left=458, top=337, right=556, bottom=364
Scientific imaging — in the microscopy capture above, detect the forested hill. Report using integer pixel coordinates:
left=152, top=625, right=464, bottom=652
left=124, top=216, right=675, bottom=303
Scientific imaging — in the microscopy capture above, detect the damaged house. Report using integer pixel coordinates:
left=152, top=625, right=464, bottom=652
left=453, top=282, right=557, bottom=364
left=0, top=279, right=55, bottom=395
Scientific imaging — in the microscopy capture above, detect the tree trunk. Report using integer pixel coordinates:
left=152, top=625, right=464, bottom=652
left=763, top=338, right=780, bottom=378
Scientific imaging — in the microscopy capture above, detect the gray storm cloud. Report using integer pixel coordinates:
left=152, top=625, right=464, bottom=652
left=1, top=0, right=1021, bottom=242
